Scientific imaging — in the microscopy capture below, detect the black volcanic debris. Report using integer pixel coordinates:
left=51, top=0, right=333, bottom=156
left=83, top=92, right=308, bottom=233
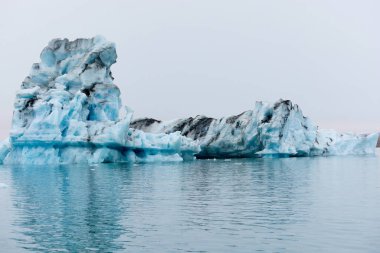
left=81, top=84, right=97, bottom=97
left=278, top=104, right=291, bottom=139
left=130, top=118, right=162, bottom=129
left=24, top=97, right=37, bottom=110
left=274, top=99, right=293, bottom=110
left=32, top=63, right=40, bottom=70
left=171, top=118, right=194, bottom=133
left=261, top=112, right=273, bottom=124
left=226, top=112, right=244, bottom=124
left=82, top=88, right=91, bottom=97
left=183, top=117, right=213, bottom=139
left=130, top=116, right=214, bottom=140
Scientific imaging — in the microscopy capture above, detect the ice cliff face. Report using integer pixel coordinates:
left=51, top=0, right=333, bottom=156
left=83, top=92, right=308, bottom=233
left=131, top=100, right=378, bottom=158
left=11, top=36, right=127, bottom=146
left=2, top=36, right=198, bottom=164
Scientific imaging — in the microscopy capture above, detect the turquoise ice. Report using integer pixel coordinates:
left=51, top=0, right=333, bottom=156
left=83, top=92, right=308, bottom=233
left=1, top=36, right=199, bottom=164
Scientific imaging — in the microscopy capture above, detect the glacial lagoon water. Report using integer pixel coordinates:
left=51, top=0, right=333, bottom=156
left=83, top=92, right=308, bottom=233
left=0, top=154, right=380, bottom=253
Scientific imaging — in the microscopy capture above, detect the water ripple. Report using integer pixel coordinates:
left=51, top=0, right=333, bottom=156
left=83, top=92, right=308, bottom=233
left=0, top=155, right=379, bottom=252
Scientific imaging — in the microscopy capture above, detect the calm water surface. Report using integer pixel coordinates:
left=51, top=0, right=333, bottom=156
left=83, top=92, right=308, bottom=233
left=0, top=154, right=380, bottom=252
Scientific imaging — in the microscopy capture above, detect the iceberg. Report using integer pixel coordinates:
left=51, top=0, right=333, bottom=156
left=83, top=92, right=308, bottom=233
left=0, top=36, right=377, bottom=164
left=131, top=100, right=378, bottom=158
left=2, top=36, right=199, bottom=164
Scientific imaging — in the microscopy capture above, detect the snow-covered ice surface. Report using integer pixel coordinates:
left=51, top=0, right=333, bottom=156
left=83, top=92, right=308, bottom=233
left=1, top=36, right=198, bottom=164
left=131, top=100, right=378, bottom=158
left=0, top=36, right=377, bottom=164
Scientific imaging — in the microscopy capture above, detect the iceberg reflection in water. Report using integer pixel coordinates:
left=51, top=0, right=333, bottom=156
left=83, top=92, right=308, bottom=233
left=0, top=155, right=380, bottom=252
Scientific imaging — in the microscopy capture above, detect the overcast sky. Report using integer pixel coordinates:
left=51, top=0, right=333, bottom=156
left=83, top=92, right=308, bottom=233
left=0, top=0, right=379, bottom=139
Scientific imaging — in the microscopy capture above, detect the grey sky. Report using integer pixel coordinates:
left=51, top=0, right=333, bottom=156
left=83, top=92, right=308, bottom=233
left=1, top=0, right=379, bottom=139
